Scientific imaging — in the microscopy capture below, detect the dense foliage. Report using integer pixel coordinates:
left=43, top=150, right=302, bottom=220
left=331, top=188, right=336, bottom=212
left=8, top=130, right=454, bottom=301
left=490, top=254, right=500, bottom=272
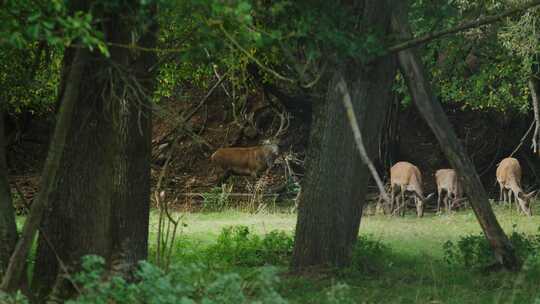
left=0, top=0, right=106, bottom=114
left=406, top=0, right=540, bottom=112
left=3, top=0, right=538, bottom=116
left=444, top=225, right=540, bottom=268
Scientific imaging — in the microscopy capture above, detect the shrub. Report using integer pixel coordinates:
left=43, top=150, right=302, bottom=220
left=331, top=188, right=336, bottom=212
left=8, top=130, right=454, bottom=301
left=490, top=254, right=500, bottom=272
left=324, top=283, right=356, bottom=304
left=0, top=291, right=29, bottom=304
left=205, top=226, right=293, bottom=267
left=201, top=185, right=232, bottom=212
left=61, top=255, right=288, bottom=304
left=350, top=235, right=390, bottom=272
left=443, top=225, right=540, bottom=268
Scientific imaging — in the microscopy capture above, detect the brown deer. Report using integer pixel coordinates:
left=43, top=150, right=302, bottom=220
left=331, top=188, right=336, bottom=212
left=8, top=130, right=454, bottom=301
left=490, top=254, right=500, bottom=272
left=211, top=111, right=289, bottom=184
left=390, top=161, right=434, bottom=217
left=496, top=157, right=536, bottom=216
left=435, top=169, right=463, bottom=213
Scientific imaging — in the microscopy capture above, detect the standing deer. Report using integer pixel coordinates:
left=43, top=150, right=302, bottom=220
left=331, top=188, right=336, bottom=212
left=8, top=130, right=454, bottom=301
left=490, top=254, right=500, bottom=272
left=435, top=169, right=463, bottom=213
left=390, top=161, right=434, bottom=217
left=211, top=111, right=289, bottom=184
left=496, top=157, right=535, bottom=216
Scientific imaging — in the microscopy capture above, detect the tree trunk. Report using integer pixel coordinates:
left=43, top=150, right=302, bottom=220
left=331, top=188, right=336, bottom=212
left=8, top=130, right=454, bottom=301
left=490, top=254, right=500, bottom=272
left=291, top=0, right=397, bottom=270
left=0, top=110, right=18, bottom=274
left=529, top=63, right=540, bottom=156
left=31, top=2, right=158, bottom=300
left=109, top=4, right=158, bottom=269
left=1, top=49, right=88, bottom=293
left=392, top=0, right=522, bottom=271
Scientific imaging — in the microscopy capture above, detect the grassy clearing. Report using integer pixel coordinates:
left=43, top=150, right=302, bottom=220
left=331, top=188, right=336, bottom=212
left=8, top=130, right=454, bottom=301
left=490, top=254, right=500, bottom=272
left=148, top=204, right=540, bottom=304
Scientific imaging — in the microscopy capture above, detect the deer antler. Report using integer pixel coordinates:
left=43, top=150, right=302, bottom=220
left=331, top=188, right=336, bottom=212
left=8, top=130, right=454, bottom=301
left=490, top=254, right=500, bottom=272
left=273, top=110, right=290, bottom=139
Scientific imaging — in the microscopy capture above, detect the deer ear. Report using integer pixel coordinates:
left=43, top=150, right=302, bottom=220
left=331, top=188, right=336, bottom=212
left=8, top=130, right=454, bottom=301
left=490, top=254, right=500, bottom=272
left=519, top=191, right=537, bottom=200
left=525, top=190, right=538, bottom=199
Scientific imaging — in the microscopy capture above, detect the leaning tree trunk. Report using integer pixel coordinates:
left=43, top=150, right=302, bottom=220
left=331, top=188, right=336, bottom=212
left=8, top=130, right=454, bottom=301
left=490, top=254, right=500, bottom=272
left=0, top=110, right=18, bottom=274
left=392, top=0, right=521, bottom=271
left=1, top=49, right=88, bottom=293
left=291, top=0, right=397, bottom=270
left=30, top=2, right=158, bottom=300
left=529, top=61, right=540, bottom=156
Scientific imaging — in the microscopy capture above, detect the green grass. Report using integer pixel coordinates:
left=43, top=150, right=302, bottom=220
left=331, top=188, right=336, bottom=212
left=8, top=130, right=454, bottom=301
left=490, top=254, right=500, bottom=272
left=149, top=204, right=540, bottom=304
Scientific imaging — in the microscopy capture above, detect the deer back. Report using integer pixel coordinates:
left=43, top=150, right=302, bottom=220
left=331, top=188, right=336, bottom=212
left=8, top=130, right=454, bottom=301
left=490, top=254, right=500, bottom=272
left=211, top=144, right=279, bottom=176
left=435, top=169, right=458, bottom=192
left=391, top=162, right=423, bottom=194
left=496, top=157, right=522, bottom=187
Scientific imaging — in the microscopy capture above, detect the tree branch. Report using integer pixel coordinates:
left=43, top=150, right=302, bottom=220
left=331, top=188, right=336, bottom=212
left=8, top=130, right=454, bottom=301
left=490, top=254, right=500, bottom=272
left=385, top=0, right=540, bottom=55
left=529, top=77, right=540, bottom=155
left=336, top=75, right=390, bottom=204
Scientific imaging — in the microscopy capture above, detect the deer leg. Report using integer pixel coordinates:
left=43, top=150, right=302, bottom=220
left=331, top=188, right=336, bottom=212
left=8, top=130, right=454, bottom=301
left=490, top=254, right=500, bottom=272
left=437, top=189, right=442, bottom=213
left=415, top=196, right=422, bottom=217
left=516, top=192, right=521, bottom=214
left=218, top=170, right=232, bottom=185
left=391, top=185, right=400, bottom=216
left=446, top=193, right=453, bottom=213
left=390, top=185, right=395, bottom=215
left=498, top=182, right=504, bottom=203
left=399, top=187, right=407, bottom=216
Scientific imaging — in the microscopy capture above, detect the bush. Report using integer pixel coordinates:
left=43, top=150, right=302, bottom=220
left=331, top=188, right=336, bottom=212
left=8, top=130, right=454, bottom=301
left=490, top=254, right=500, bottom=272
left=443, top=225, right=540, bottom=268
left=350, top=235, right=391, bottom=272
left=205, top=226, right=293, bottom=267
left=324, top=283, right=356, bottom=304
left=0, top=291, right=29, bottom=304
left=201, top=186, right=232, bottom=212
left=64, top=255, right=288, bottom=304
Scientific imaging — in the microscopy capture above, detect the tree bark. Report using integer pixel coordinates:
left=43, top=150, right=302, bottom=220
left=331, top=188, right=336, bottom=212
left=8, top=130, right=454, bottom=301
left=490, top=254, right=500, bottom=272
left=0, top=110, right=18, bottom=274
left=291, top=0, right=396, bottom=270
left=109, top=3, right=158, bottom=269
left=392, top=1, right=522, bottom=271
left=30, top=2, right=158, bottom=300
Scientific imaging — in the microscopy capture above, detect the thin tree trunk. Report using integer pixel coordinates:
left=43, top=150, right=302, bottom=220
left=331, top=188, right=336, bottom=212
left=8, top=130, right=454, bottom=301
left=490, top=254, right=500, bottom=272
left=291, top=0, right=396, bottom=270
left=392, top=1, right=521, bottom=271
left=1, top=49, right=89, bottom=292
left=529, top=74, right=540, bottom=155
left=0, top=110, right=18, bottom=274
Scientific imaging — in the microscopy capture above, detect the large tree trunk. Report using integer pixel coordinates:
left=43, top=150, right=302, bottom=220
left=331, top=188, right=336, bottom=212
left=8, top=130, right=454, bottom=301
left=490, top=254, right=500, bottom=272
left=108, top=4, right=157, bottom=269
left=30, top=2, right=158, bottom=300
left=0, top=110, right=18, bottom=274
left=291, top=0, right=397, bottom=270
left=392, top=0, right=522, bottom=271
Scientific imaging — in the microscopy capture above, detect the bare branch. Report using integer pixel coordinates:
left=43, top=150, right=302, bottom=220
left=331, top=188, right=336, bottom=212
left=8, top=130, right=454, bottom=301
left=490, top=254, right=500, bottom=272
left=509, top=120, right=535, bottom=158
left=529, top=77, right=540, bottom=155
left=384, top=0, right=540, bottom=55
left=219, top=24, right=296, bottom=84
left=335, top=75, right=390, bottom=204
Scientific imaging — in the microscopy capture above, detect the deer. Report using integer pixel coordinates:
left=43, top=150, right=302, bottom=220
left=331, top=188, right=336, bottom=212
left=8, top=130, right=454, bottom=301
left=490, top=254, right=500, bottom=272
left=435, top=169, right=464, bottom=213
left=496, top=157, right=536, bottom=216
left=211, top=111, right=289, bottom=184
left=389, top=161, right=434, bottom=217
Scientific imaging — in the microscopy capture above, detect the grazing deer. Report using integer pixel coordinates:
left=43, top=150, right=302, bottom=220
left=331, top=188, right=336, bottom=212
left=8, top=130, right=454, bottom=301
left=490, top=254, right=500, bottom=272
left=435, top=169, right=463, bottom=213
left=211, top=111, right=289, bottom=184
left=390, top=162, right=434, bottom=217
left=496, top=157, right=536, bottom=216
